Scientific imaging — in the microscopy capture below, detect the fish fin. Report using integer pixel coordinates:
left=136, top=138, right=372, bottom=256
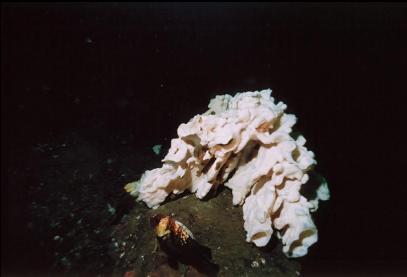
left=175, top=220, right=194, bottom=239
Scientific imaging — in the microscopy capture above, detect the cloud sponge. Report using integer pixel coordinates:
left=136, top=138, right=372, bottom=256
left=125, top=89, right=329, bottom=257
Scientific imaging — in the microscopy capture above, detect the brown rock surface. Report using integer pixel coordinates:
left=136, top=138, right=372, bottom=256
left=112, top=188, right=301, bottom=276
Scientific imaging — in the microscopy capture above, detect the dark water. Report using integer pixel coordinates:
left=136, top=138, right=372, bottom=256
left=2, top=3, right=406, bottom=276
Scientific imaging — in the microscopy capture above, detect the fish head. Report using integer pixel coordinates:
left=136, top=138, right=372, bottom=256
left=151, top=214, right=171, bottom=238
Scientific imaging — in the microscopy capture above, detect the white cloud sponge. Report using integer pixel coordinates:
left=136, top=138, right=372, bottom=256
left=125, top=89, right=329, bottom=257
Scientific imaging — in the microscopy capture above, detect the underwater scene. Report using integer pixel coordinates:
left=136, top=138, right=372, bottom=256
left=2, top=4, right=406, bottom=277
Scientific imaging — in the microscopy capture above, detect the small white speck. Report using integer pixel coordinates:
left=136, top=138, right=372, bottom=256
left=107, top=203, right=116, bottom=215
left=85, top=37, right=93, bottom=44
left=251, top=260, right=260, bottom=268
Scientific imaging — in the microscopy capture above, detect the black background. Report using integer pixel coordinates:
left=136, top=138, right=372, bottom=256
left=2, top=3, right=407, bottom=276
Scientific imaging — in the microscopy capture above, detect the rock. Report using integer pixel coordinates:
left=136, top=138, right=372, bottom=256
left=123, top=270, right=137, bottom=277
left=112, top=188, right=301, bottom=276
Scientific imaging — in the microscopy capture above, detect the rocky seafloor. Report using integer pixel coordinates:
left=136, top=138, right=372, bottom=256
left=6, top=129, right=301, bottom=276
left=112, top=188, right=301, bottom=277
